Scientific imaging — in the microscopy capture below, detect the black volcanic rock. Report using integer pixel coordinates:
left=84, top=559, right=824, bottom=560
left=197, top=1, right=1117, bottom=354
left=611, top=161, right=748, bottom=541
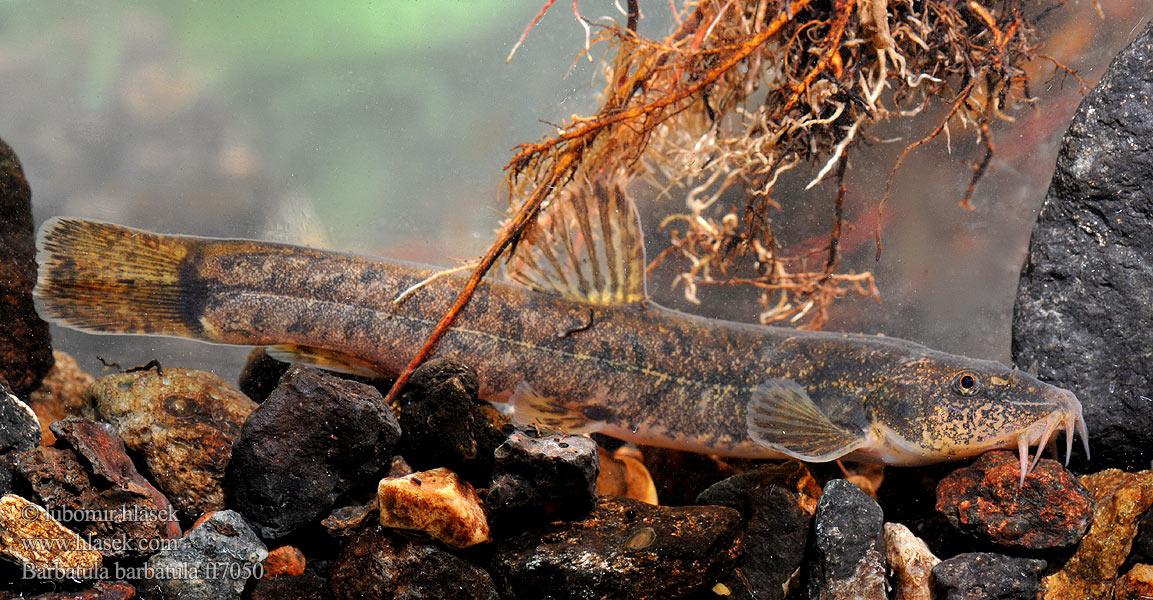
left=809, top=479, right=886, bottom=599
left=491, top=495, right=742, bottom=600
left=226, top=366, right=400, bottom=538
left=1012, top=21, right=1153, bottom=469
left=933, top=552, right=1045, bottom=600
left=395, top=358, right=505, bottom=485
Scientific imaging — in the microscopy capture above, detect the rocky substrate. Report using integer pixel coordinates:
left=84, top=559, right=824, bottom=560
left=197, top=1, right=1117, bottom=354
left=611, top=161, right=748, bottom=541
left=0, top=352, right=1151, bottom=600
left=2, top=17, right=1152, bottom=600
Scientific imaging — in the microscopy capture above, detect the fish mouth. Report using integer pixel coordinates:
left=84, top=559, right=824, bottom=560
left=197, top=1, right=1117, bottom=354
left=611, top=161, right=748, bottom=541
left=1014, top=389, right=1089, bottom=486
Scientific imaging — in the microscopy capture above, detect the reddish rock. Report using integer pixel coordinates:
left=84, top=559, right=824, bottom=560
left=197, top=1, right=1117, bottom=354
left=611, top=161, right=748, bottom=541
left=15, top=418, right=180, bottom=558
left=936, top=450, right=1093, bottom=549
left=263, top=545, right=306, bottom=577
left=25, top=352, right=94, bottom=446
left=0, top=137, right=54, bottom=398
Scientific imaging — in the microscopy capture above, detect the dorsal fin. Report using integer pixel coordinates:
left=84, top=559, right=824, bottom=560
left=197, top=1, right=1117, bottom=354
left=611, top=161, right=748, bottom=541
left=504, top=177, right=647, bottom=305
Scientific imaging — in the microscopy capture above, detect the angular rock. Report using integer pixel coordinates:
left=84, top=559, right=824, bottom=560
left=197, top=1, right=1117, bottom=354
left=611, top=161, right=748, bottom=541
left=935, top=450, right=1093, bottom=549
left=809, top=479, right=887, bottom=600
left=697, top=462, right=813, bottom=600
left=322, top=501, right=377, bottom=536
left=1012, top=20, right=1153, bottom=469
left=396, top=359, right=505, bottom=484
left=16, top=417, right=180, bottom=558
left=26, top=351, right=94, bottom=446
left=236, top=348, right=290, bottom=403
left=144, top=509, right=267, bottom=600
left=486, top=427, right=598, bottom=526
left=0, top=581, right=137, bottom=599
left=884, top=522, right=940, bottom=600
left=596, top=446, right=658, bottom=504
left=491, top=495, right=742, bottom=600
left=1042, top=469, right=1153, bottom=599
left=0, top=494, right=101, bottom=580
left=226, top=366, right=399, bottom=538
left=378, top=467, right=490, bottom=549
left=0, top=137, right=54, bottom=398
left=330, top=527, right=499, bottom=600
left=1115, top=564, right=1153, bottom=600
left=0, top=380, right=41, bottom=494
left=933, top=553, right=1045, bottom=600
left=85, top=368, right=256, bottom=516
left=251, top=572, right=328, bottom=600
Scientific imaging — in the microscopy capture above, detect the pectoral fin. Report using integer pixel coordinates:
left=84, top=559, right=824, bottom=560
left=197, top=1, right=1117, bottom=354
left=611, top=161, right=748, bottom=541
left=509, top=381, right=603, bottom=434
left=746, top=378, right=867, bottom=462
left=266, top=344, right=384, bottom=378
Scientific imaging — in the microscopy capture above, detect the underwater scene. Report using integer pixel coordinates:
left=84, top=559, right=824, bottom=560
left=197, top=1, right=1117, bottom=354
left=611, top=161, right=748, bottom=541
left=0, top=1, right=1151, bottom=598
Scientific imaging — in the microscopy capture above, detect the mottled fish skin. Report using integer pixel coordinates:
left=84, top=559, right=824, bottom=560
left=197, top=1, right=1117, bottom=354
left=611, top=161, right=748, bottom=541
left=34, top=218, right=1088, bottom=469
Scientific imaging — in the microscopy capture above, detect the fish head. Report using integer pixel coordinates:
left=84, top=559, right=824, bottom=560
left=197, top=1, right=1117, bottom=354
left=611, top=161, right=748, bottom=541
left=872, top=354, right=1088, bottom=483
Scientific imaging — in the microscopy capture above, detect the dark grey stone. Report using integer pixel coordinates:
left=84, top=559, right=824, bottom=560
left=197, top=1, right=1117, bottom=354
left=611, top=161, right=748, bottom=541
left=0, top=379, right=40, bottom=495
left=144, top=510, right=267, bottom=600
left=330, top=528, right=499, bottom=600
left=485, top=427, right=598, bottom=527
left=809, top=478, right=886, bottom=600
left=932, top=552, right=1046, bottom=600
left=225, top=366, right=401, bottom=538
left=1012, top=21, right=1153, bottom=469
left=491, top=495, right=742, bottom=600
left=697, top=465, right=810, bottom=600
left=395, top=358, right=505, bottom=485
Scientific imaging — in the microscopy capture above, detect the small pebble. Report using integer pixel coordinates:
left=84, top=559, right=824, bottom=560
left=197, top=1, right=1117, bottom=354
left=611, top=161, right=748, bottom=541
left=596, top=445, right=658, bottom=504
left=936, top=450, right=1093, bottom=549
left=884, top=522, right=939, bottom=600
left=1114, top=564, right=1153, bottom=600
left=697, top=462, right=813, bottom=600
left=490, top=495, right=742, bottom=600
left=1042, top=469, right=1153, bottom=599
left=378, top=467, right=490, bottom=549
left=396, top=359, right=506, bottom=484
left=226, top=366, right=400, bottom=539
left=85, top=368, right=256, bottom=516
left=809, top=478, right=887, bottom=600
left=329, top=527, right=500, bottom=600
left=486, top=427, right=598, bottom=525
left=0, top=136, right=54, bottom=398
left=932, top=552, right=1045, bottom=600
left=0, top=494, right=101, bottom=579
left=262, top=545, right=306, bottom=577
left=143, top=509, right=267, bottom=600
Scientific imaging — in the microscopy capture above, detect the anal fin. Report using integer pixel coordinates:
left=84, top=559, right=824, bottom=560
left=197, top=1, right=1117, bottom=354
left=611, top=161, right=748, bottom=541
left=509, top=381, right=602, bottom=434
left=746, top=378, right=867, bottom=462
left=266, top=344, right=384, bottom=378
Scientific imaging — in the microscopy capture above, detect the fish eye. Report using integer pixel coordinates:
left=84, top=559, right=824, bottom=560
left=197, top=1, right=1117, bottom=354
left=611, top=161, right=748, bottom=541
left=952, top=371, right=982, bottom=396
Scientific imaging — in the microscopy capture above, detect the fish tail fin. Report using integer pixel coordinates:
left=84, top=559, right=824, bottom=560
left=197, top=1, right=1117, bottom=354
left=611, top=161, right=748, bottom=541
left=34, top=217, right=201, bottom=339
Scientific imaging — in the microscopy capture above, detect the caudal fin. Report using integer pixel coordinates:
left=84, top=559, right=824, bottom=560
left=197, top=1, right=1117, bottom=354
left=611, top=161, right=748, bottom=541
left=34, top=217, right=200, bottom=338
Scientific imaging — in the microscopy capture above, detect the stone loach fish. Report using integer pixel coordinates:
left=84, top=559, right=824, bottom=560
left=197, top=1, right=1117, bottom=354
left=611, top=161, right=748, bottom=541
left=33, top=179, right=1088, bottom=484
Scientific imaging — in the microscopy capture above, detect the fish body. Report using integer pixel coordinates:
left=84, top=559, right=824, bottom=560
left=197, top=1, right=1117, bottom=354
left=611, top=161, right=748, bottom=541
left=33, top=182, right=1088, bottom=478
